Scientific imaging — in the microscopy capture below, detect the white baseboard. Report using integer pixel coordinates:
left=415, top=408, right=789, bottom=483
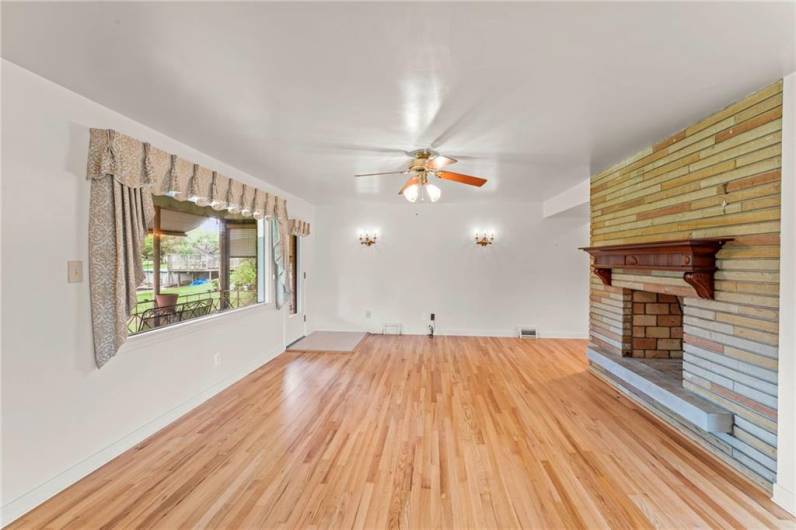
left=0, top=350, right=283, bottom=527
left=434, top=328, right=517, bottom=337
left=774, top=483, right=796, bottom=516
left=399, top=328, right=587, bottom=339
left=311, top=326, right=587, bottom=340
left=537, top=330, right=590, bottom=339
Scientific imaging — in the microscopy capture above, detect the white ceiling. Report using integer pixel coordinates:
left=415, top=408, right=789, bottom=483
left=2, top=2, right=794, bottom=204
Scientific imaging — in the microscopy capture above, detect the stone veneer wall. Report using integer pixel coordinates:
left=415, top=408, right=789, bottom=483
left=589, top=80, right=782, bottom=487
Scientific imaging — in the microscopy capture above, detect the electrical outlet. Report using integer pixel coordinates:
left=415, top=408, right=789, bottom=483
left=67, top=261, right=83, bottom=283
left=430, top=313, right=435, bottom=321
left=365, top=310, right=372, bottom=319
left=213, top=353, right=221, bottom=367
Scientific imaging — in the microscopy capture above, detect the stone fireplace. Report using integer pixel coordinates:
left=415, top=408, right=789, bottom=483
left=582, top=238, right=726, bottom=364
left=584, top=80, right=784, bottom=490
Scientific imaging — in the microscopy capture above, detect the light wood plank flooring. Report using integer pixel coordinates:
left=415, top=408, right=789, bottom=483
left=10, top=336, right=793, bottom=528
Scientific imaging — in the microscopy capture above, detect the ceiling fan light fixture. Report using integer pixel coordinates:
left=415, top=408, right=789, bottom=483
left=356, top=148, right=482, bottom=202
left=425, top=183, right=441, bottom=203
left=403, top=182, right=441, bottom=203
left=403, top=183, right=420, bottom=203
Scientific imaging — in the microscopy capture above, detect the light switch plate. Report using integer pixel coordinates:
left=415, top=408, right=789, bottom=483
left=67, top=261, right=83, bottom=283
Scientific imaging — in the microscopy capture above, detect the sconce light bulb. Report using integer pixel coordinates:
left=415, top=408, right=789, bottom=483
left=359, top=231, right=377, bottom=246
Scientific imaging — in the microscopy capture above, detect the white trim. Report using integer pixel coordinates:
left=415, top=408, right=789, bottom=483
left=310, top=327, right=587, bottom=339
left=774, top=484, right=796, bottom=517
left=437, top=328, right=516, bottom=337
left=0, top=350, right=283, bottom=526
left=437, top=328, right=587, bottom=339
left=775, top=72, right=796, bottom=516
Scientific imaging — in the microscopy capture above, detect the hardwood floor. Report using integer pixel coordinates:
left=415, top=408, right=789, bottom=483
left=10, top=336, right=793, bottom=529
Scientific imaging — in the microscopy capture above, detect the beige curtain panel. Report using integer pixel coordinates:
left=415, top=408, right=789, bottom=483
left=289, top=219, right=311, bottom=237
left=87, top=129, right=155, bottom=367
left=86, top=128, right=293, bottom=366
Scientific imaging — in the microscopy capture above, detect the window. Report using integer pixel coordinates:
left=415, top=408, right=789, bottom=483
left=129, top=198, right=269, bottom=335
left=289, top=234, right=299, bottom=315
left=227, top=222, right=259, bottom=308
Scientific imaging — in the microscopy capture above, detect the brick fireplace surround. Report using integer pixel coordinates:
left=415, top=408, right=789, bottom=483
left=587, top=80, right=783, bottom=490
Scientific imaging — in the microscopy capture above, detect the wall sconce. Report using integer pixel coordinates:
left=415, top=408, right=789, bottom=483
left=359, top=232, right=378, bottom=246
left=474, top=232, right=495, bottom=247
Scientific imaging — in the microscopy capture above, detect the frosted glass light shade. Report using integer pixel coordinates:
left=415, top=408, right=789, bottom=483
left=403, top=183, right=441, bottom=203
left=425, top=183, right=441, bottom=202
left=403, top=184, right=420, bottom=203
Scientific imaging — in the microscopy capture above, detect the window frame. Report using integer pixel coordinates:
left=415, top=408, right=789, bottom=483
left=288, top=233, right=300, bottom=316
left=257, top=218, right=273, bottom=305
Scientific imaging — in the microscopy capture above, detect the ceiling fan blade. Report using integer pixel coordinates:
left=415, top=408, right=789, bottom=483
left=398, top=176, right=419, bottom=195
left=354, top=171, right=407, bottom=178
left=428, top=155, right=458, bottom=170
left=436, top=171, right=487, bottom=187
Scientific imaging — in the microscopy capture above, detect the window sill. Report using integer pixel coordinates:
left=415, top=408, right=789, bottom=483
left=123, top=302, right=274, bottom=352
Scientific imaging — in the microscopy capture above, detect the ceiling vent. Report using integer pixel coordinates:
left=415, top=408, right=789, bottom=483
left=519, top=328, right=537, bottom=339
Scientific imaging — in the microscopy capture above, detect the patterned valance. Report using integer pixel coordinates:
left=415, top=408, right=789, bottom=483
left=86, top=128, right=299, bottom=366
left=289, top=219, right=311, bottom=237
left=87, top=128, right=286, bottom=221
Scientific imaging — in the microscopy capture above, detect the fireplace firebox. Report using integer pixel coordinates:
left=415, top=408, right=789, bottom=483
left=629, top=290, right=682, bottom=358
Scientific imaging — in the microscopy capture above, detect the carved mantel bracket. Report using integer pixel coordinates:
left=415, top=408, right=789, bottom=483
left=592, top=267, right=612, bottom=286
left=580, top=239, right=731, bottom=300
left=683, top=271, right=715, bottom=299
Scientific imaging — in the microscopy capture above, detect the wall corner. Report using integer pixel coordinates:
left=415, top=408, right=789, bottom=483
left=775, top=71, right=796, bottom=515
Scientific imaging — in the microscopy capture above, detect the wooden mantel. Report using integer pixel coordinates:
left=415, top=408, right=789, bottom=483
left=580, top=238, right=731, bottom=299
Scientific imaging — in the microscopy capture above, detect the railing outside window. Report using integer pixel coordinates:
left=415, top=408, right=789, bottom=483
left=127, top=288, right=258, bottom=334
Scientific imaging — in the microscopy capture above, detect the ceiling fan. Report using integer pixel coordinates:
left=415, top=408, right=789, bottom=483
left=355, top=149, right=487, bottom=203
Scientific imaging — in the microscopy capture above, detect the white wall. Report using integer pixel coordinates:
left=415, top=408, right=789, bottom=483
left=774, top=71, right=796, bottom=515
left=0, top=60, right=312, bottom=523
left=542, top=178, right=590, bottom=218
left=310, top=200, right=589, bottom=338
